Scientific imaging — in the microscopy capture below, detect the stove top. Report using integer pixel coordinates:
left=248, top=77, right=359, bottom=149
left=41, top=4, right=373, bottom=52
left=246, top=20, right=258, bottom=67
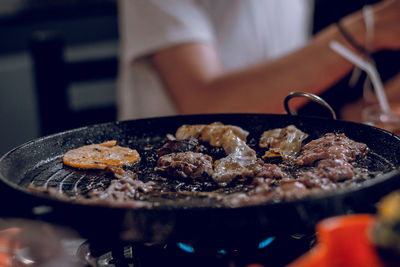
left=76, top=234, right=315, bottom=267
left=0, top=218, right=315, bottom=267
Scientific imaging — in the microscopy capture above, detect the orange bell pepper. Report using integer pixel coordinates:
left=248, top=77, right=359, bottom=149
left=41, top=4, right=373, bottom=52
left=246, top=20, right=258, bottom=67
left=287, top=214, right=384, bottom=267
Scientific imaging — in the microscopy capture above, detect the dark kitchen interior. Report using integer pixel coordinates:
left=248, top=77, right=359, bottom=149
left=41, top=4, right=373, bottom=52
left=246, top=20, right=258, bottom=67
left=0, top=0, right=119, bottom=156
left=0, top=1, right=400, bottom=267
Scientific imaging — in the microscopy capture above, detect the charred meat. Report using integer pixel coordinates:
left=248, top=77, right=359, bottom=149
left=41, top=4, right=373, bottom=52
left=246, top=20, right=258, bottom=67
left=175, top=123, right=258, bottom=185
left=175, top=122, right=249, bottom=147
left=260, top=125, right=309, bottom=159
left=296, top=133, right=369, bottom=166
left=88, top=166, right=155, bottom=203
left=156, top=137, right=200, bottom=156
left=155, top=152, right=213, bottom=179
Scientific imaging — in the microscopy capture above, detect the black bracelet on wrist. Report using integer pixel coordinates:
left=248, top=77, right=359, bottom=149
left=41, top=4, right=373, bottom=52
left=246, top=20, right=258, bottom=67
left=336, top=20, right=368, bottom=56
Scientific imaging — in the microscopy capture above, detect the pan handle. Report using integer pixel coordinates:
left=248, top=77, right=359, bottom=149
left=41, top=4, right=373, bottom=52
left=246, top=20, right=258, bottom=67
left=284, top=91, right=337, bottom=120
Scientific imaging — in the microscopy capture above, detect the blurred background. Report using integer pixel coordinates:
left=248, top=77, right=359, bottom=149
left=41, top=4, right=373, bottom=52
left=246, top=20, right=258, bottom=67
left=0, top=0, right=399, bottom=157
left=0, top=0, right=119, bottom=156
left=0, top=2, right=399, bottom=265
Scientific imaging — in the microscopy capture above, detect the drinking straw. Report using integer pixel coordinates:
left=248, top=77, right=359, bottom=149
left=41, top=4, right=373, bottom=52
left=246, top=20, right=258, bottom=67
left=329, top=40, right=390, bottom=113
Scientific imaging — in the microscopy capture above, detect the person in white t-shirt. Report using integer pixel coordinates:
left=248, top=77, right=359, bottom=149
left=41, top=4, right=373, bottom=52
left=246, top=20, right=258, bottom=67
left=117, top=0, right=400, bottom=121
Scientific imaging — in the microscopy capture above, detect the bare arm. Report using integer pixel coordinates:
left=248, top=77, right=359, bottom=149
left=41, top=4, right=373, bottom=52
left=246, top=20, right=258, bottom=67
left=151, top=0, right=400, bottom=115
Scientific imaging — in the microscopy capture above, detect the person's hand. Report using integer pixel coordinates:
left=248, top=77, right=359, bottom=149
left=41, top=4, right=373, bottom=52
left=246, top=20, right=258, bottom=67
left=340, top=72, right=400, bottom=123
left=384, top=72, right=400, bottom=102
left=373, top=0, right=400, bottom=50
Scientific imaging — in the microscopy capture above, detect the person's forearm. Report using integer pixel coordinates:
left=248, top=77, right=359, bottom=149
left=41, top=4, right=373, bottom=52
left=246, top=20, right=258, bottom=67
left=201, top=24, right=361, bottom=114
left=152, top=2, right=399, bottom=114
left=168, top=22, right=360, bottom=114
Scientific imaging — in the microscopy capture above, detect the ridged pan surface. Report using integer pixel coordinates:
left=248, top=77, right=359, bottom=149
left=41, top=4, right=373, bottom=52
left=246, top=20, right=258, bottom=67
left=1, top=114, right=400, bottom=243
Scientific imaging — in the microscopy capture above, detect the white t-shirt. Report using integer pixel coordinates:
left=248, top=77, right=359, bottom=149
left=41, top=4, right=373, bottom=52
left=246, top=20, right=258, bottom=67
left=118, top=0, right=313, bottom=120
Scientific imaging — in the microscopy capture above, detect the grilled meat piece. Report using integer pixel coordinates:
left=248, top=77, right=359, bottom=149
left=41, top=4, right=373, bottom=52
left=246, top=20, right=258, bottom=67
left=175, top=122, right=249, bottom=147
left=175, top=122, right=257, bottom=186
left=296, top=133, right=369, bottom=183
left=250, top=160, right=286, bottom=179
left=259, top=125, right=309, bottom=159
left=296, top=133, right=369, bottom=166
left=106, top=166, right=155, bottom=193
left=296, top=175, right=338, bottom=191
left=155, top=152, right=213, bottom=179
left=212, top=132, right=257, bottom=186
left=227, top=179, right=314, bottom=207
left=88, top=166, right=155, bottom=203
left=63, top=140, right=140, bottom=170
left=315, top=158, right=355, bottom=182
left=156, top=137, right=199, bottom=156
left=89, top=176, right=153, bottom=202
left=275, top=180, right=315, bottom=200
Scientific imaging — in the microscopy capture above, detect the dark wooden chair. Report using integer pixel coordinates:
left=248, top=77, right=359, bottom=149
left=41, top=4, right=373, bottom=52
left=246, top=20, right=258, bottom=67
left=29, top=31, right=118, bottom=136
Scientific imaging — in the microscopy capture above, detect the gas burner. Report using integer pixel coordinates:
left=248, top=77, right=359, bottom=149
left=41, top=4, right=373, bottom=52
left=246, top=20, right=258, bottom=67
left=76, top=234, right=315, bottom=267
left=77, top=240, right=140, bottom=267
